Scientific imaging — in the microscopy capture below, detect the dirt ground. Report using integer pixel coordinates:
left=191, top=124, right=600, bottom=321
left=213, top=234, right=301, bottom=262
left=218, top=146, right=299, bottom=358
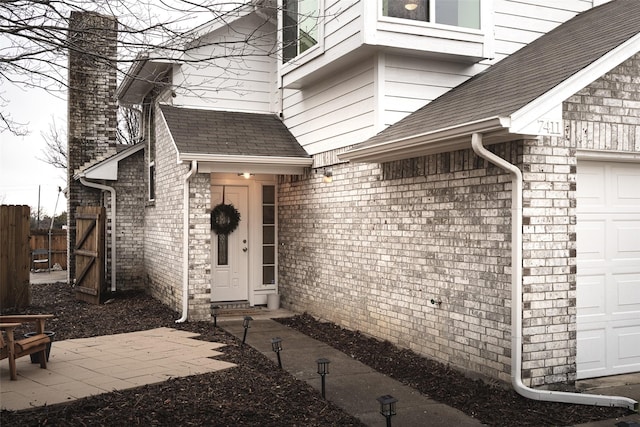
left=0, top=283, right=633, bottom=426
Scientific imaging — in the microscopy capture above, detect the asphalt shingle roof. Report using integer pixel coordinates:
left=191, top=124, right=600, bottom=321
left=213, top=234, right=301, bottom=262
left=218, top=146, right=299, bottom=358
left=159, top=105, right=309, bottom=158
left=358, top=0, right=640, bottom=148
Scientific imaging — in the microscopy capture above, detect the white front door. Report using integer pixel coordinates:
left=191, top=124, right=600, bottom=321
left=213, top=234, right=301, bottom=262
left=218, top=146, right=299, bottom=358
left=576, top=160, right=640, bottom=379
left=211, top=186, right=249, bottom=302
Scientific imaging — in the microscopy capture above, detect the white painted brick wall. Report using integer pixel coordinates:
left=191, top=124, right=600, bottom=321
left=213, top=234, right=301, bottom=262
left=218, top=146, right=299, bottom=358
left=143, top=103, right=212, bottom=320
left=144, top=104, right=186, bottom=314
left=278, top=146, right=516, bottom=384
left=105, top=150, right=146, bottom=289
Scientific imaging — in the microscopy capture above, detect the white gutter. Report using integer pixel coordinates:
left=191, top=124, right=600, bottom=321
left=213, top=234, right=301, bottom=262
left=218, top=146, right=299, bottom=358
left=471, top=133, right=637, bottom=411
left=78, top=178, right=117, bottom=293
left=178, top=153, right=313, bottom=166
left=340, top=116, right=512, bottom=163
left=176, top=160, right=198, bottom=323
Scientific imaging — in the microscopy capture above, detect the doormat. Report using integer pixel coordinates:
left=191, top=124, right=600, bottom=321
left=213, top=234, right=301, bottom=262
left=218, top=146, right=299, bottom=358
left=217, top=306, right=267, bottom=316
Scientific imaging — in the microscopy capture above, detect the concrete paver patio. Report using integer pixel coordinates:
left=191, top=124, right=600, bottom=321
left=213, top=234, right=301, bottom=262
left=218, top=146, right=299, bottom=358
left=0, top=328, right=235, bottom=411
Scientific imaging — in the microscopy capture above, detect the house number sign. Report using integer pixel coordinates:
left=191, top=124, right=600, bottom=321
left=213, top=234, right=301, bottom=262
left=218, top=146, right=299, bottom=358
left=537, top=119, right=562, bottom=136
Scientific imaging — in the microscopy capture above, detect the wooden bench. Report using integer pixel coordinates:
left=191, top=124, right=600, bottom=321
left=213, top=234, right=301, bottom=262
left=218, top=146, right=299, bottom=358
left=0, top=315, right=54, bottom=380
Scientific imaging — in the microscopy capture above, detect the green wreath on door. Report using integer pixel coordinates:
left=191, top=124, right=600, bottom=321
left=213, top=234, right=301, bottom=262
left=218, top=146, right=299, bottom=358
left=210, top=203, right=241, bottom=235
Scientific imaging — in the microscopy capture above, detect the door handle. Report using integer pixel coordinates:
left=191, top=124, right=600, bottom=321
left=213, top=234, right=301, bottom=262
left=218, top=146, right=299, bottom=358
left=243, top=247, right=248, bottom=252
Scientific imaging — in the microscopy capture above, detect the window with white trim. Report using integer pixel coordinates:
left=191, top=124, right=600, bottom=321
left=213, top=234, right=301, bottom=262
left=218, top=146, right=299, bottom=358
left=383, top=0, right=480, bottom=29
left=144, top=99, right=156, bottom=202
left=283, top=0, right=320, bottom=62
left=262, top=185, right=276, bottom=285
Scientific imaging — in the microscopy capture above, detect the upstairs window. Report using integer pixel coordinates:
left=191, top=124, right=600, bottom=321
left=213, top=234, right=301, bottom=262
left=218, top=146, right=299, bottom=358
left=283, top=0, right=320, bottom=62
left=143, top=99, right=156, bottom=202
left=383, top=0, right=480, bottom=30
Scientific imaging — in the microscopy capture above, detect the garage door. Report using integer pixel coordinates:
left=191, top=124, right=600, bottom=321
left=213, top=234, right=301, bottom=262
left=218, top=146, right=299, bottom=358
left=576, top=160, right=640, bottom=379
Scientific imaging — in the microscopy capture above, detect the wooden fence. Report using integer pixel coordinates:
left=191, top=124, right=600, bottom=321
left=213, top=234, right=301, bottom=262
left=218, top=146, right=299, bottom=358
left=30, top=229, right=68, bottom=270
left=0, top=205, right=31, bottom=310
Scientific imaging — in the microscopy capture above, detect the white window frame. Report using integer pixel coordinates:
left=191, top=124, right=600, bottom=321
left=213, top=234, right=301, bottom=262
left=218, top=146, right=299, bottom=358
left=380, top=0, right=482, bottom=30
left=279, top=0, right=325, bottom=70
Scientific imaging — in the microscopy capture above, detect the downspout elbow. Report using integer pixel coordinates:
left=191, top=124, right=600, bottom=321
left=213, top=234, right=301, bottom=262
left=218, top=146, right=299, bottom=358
left=176, top=160, right=198, bottom=323
left=471, top=133, right=637, bottom=411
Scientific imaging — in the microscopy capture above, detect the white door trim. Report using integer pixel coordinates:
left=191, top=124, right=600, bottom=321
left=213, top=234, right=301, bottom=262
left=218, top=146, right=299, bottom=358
left=210, top=174, right=278, bottom=306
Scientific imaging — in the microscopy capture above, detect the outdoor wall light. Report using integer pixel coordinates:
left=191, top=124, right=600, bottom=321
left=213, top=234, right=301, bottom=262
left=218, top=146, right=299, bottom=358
left=405, top=1, right=418, bottom=11
left=377, top=395, right=398, bottom=427
left=313, top=167, right=333, bottom=183
left=322, top=168, right=333, bottom=183
left=316, top=358, right=330, bottom=398
left=238, top=172, right=253, bottom=179
left=242, top=316, right=253, bottom=345
left=210, top=304, right=220, bottom=328
left=271, top=337, right=283, bottom=368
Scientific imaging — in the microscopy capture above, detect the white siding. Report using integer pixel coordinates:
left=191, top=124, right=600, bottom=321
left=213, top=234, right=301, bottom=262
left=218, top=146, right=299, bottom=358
left=281, top=0, right=363, bottom=88
left=173, top=13, right=278, bottom=113
left=382, top=54, right=483, bottom=127
left=283, top=58, right=375, bottom=155
left=281, top=0, right=599, bottom=155
left=491, top=0, right=595, bottom=61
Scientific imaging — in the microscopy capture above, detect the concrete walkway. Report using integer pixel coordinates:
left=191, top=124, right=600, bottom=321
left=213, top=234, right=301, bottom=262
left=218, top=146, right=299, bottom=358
left=220, top=318, right=484, bottom=426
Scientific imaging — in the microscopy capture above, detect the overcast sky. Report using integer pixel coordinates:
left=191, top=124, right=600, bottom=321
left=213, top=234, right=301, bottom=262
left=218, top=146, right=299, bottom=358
left=0, top=83, right=67, bottom=217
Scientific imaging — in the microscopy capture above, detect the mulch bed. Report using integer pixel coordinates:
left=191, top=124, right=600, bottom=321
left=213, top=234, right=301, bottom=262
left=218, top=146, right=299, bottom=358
left=1, top=283, right=634, bottom=426
left=276, top=314, right=633, bottom=426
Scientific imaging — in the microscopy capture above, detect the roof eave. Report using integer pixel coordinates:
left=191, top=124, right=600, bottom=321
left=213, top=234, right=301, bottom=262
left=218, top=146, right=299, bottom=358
left=74, top=143, right=145, bottom=180
left=340, top=116, right=514, bottom=163
left=510, top=32, right=640, bottom=133
left=117, top=59, right=174, bottom=105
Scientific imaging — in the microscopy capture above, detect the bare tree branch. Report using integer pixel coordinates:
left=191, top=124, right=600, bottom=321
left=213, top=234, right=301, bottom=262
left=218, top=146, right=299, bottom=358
left=1, top=0, right=334, bottom=134
left=38, top=117, right=67, bottom=170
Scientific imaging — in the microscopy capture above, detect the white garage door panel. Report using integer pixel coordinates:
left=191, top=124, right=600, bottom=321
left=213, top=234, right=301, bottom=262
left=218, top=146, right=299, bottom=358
left=613, top=325, right=640, bottom=372
left=615, top=169, right=640, bottom=206
left=577, top=160, right=640, bottom=379
left=617, top=327, right=640, bottom=356
left=576, top=166, right=605, bottom=205
left=614, top=274, right=640, bottom=313
left=576, top=274, right=606, bottom=317
left=615, top=222, right=640, bottom=256
left=576, top=220, right=606, bottom=260
left=577, top=328, right=607, bottom=376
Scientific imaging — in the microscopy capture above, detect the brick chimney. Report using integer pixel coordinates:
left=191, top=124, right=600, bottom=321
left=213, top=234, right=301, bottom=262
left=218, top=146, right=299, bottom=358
left=66, top=12, right=118, bottom=281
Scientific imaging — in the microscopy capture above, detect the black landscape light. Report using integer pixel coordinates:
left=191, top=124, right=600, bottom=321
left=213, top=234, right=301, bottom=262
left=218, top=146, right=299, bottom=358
left=210, top=304, right=220, bottom=328
left=271, top=337, right=283, bottom=368
left=242, top=316, right=253, bottom=345
left=316, top=358, right=330, bottom=398
left=377, top=395, right=398, bottom=427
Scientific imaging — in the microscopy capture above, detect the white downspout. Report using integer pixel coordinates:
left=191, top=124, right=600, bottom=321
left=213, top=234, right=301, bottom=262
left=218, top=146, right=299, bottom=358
left=176, top=160, right=198, bottom=323
left=79, top=178, right=117, bottom=293
left=471, top=133, right=637, bottom=411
